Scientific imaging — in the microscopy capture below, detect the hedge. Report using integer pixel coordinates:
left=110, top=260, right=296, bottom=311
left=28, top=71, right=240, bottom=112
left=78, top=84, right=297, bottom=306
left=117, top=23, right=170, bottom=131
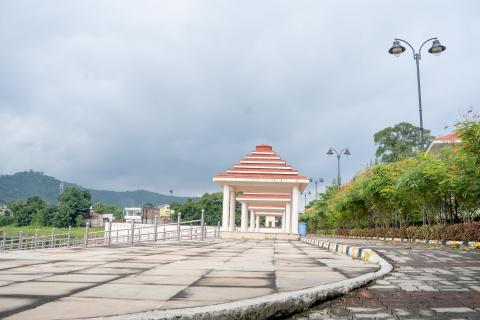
left=316, top=222, right=480, bottom=242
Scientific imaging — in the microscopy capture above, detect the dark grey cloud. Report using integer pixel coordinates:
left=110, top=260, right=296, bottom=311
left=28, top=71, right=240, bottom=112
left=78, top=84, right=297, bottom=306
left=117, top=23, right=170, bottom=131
left=1, top=1, right=479, bottom=202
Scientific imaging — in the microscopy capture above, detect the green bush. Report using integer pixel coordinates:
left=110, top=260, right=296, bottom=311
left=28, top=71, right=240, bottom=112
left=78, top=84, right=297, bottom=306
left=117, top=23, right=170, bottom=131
left=0, top=214, right=14, bottom=227
left=326, top=222, right=479, bottom=241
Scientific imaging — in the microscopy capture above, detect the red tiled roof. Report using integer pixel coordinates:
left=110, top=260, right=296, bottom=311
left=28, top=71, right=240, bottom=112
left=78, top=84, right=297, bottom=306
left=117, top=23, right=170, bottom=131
left=213, top=145, right=309, bottom=181
left=434, top=132, right=460, bottom=142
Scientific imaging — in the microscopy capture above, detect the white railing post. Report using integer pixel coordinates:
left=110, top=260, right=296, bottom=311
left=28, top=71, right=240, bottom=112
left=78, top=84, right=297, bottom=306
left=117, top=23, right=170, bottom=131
left=84, top=223, right=90, bottom=247
left=177, top=212, right=181, bottom=241
left=131, top=220, right=135, bottom=245
left=67, top=226, right=71, bottom=247
left=154, top=218, right=158, bottom=242
left=217, top=221, right=221, bottom=238
left=162, top=227, right=165, bottom=240
left=19, top=231, right=23, bottom=250
left=51, top=228, right=55, bottom=248
left=34, top=229, right=38, bottom=249
left=1, top=232, right=5, bottom=251
left=200, top=209, right=205, bottom=241
left=107, top=222, right=112, bottom=246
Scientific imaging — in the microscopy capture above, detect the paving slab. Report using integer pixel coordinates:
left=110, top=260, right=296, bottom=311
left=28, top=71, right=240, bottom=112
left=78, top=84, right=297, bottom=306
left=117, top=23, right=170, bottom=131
left=0, top=239, right=378, bottom=319
left=289, top=237, right=480, bottom=320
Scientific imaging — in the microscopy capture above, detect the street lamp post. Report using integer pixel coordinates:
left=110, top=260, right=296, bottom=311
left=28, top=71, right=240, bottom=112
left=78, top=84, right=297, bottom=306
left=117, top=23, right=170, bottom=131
left=388, top=37, right=446, bottom=149
left=327, top=148, right=350, bottom=189
left=309, top=178, right=324, bottom=201
left=301, top=191, right=312, bottom=209
left=169, top=189, right=173, bottom=205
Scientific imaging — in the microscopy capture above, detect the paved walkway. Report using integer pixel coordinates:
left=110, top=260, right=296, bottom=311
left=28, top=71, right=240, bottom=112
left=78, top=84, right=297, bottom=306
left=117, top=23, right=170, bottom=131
left=0, top=239, right=377, bottom=319
left=290, top=237, right=480, bottom=320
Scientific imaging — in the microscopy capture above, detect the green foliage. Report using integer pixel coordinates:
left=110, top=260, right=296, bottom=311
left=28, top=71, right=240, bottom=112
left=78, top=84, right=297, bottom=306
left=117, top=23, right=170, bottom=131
left=306, top=113, right=480, bottom=232
left=320, top=221, right=479, bottom=241
left=53, top=188, right=92, bottom=227
left=94, top=203, right=123, bottom=220
left=0, top=213, right=15, bottom=226
left=374, top=122, right=433, bottom=162
left=9, top=196, right=47, bottom=226
left=171, top=192, right=229, bottom=225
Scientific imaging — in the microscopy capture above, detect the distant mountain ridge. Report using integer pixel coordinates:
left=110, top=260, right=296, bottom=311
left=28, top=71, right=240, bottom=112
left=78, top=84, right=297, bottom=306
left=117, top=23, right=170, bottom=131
left=0, top=171, right=191, bottom=207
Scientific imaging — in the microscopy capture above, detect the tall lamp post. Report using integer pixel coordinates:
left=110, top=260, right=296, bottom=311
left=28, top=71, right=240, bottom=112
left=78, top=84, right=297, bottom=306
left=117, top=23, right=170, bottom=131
left=301, top=191, right=312, bottom=209
left=327, top=148, right=350, bottom=189
left=309, top=178, right=324, bottom=201
left=388, top=37, right=446, bottom=149
left=169, top=189, right=173, bottom=205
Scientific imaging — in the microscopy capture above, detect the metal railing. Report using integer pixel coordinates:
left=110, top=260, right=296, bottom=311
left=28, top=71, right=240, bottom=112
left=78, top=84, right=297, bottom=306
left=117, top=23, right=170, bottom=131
left=1, top=210, right=221, bottom=252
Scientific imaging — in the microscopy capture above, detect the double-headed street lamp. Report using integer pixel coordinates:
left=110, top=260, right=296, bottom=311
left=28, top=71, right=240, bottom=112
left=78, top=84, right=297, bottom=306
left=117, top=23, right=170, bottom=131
left=388, top=37, right=446, bottom=149
left=327, top=148, right=350, bottom=189
left=309, top=178, right=324, bottom=201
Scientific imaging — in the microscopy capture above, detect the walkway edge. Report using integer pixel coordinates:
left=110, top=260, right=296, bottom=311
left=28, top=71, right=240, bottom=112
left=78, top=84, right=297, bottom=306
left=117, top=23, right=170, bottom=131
left=88, top=238, right=393, bottom=320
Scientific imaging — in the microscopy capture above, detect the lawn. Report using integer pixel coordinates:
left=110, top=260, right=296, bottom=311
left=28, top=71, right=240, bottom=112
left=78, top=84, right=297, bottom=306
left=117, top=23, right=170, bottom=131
left=0, top=225, right=104, bottom=238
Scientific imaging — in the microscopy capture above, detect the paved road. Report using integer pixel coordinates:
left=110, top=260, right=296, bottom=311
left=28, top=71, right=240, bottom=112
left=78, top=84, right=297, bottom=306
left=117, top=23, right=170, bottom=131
left=290, top=237, right=480, bottom=320
left=0, top=239, right=377, bottom=320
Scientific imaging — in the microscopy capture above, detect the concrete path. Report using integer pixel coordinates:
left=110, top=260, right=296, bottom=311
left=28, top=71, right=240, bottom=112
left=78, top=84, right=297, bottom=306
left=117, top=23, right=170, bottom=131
left=0, top=239, right=377, bottom=320
left=290, top=237, right=480, bottom=320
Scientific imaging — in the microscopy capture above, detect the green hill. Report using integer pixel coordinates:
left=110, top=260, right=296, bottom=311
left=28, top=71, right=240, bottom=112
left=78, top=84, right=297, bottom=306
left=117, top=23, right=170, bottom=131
left=0, top=171, right=191, bottom=207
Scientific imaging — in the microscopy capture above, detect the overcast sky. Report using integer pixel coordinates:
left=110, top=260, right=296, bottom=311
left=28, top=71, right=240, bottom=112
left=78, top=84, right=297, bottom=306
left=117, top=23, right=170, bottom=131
left=1, top=1, right=479, bottom=200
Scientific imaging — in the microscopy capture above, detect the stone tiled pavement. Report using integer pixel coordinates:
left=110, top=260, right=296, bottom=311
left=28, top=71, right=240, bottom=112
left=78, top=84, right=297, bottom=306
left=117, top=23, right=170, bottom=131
left=290, top=237, right=480, bottom=320
left=0, top=239, right=377, bottom=320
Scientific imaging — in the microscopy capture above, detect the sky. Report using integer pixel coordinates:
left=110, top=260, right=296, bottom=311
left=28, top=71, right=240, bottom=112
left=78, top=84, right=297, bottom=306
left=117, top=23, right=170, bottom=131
left=1, top=1, right=479, bottom=202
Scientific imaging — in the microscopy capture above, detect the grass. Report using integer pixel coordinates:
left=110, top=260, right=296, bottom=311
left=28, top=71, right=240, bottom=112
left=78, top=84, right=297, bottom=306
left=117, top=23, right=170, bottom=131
left=0, top=225, right=104, bottom=238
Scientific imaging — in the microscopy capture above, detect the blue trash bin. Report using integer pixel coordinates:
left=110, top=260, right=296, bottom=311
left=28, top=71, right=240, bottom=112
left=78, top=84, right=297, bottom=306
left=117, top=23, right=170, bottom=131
left=299, top=222, right=307, bottom=237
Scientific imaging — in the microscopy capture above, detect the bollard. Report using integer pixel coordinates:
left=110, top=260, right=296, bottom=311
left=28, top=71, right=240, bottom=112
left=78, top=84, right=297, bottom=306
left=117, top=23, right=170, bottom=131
left=67, top=226, right=71, bottom=247
left=131, top=220, right=135, bottom=245
left=84, top=223, right=90, bottom=248
left=190, top=224, right=193, bottom=240
left=153, top=218, right=158, bottom=242
left=177, top=212, right=181, bottom=241
left=51, top=228, right=55, bottom=248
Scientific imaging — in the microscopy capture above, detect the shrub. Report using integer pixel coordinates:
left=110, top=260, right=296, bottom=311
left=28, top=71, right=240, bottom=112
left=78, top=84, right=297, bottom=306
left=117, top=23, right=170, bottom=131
left=328, top=222, right=479, bottom=241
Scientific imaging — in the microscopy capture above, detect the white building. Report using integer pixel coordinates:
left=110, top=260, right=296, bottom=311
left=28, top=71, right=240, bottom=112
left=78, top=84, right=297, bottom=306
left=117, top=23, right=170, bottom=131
left=123, top=207, right=142, bottom=222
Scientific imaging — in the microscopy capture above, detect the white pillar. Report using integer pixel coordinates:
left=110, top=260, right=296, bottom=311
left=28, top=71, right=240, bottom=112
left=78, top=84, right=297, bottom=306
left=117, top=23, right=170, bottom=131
left=240, top=203, right=248, bottom=232
left=285, top=203, right=291, bottom=233
left=249, top=210, right=254, bottom=231
left=282, top=211, right=286, bottom=232
left=229, top=191, right=236, bottom=231
left=222, top=185, right=230, bottom=231
left=255, top=215, right=260, bottom=231
left=291, top=186, right=299, bottom=234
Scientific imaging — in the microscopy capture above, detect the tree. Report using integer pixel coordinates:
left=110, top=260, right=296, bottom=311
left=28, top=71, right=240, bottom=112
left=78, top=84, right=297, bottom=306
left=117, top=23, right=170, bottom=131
left=374, top=122, right=433, bottom=162
left=9, top=196, right=47, bottom=226
left=53, top=187, right=92, bottom=227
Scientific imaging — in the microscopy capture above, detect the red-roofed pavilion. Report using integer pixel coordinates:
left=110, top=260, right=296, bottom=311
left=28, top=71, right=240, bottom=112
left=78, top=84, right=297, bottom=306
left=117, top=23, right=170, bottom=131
left=213, top=145, right=309, bottom=236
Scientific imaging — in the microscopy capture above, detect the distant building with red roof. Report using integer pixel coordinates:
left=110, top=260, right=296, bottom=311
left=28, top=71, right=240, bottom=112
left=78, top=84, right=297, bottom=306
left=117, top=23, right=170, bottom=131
left=426, top=132, right=462, bottom=154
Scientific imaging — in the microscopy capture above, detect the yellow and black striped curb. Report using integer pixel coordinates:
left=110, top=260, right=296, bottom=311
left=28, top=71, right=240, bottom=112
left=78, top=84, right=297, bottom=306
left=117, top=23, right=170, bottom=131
left=302, top=237, right=384, bottom=265
left=316, top=235, right=480, bottom=249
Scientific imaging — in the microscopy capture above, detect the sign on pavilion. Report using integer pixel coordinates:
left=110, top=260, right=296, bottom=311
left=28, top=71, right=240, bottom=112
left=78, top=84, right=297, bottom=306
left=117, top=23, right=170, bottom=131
left=213, top=145, right=309, bottom=239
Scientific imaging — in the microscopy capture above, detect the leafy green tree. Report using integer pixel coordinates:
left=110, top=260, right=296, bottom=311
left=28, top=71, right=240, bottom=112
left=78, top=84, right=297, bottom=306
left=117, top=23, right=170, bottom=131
left=53, top=187, right=92, bottom=227
left=9, top=196, right=47, bottom=226
left=374, top=122, right=433, bottom=162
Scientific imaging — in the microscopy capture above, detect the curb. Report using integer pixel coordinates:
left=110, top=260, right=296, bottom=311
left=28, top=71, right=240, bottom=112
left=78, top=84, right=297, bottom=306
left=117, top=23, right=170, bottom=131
left=316, top=235, right=480, bottom=249
left=87, top=238, right=392, bottom=320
